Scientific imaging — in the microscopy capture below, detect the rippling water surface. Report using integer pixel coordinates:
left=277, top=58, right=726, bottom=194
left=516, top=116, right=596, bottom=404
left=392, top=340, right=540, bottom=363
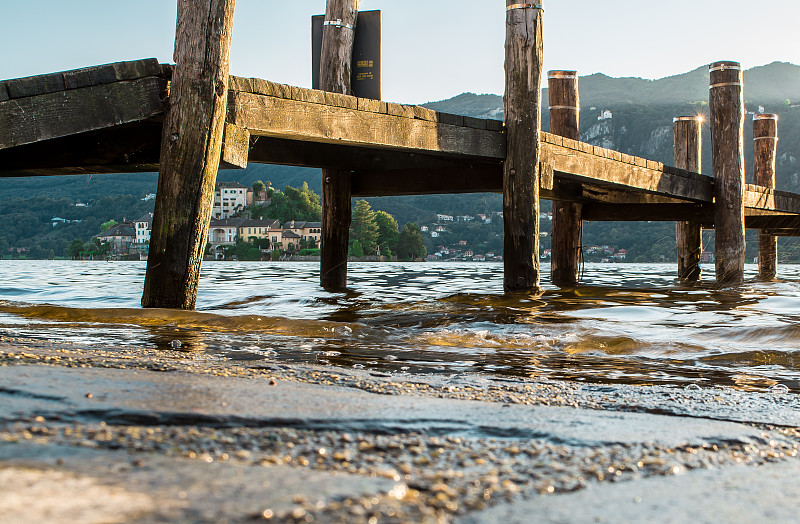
left=1, top=260, right=800, bottom=393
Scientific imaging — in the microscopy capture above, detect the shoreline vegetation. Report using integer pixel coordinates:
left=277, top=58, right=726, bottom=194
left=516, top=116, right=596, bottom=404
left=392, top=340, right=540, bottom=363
left=2, top=337, right=800, bottom=522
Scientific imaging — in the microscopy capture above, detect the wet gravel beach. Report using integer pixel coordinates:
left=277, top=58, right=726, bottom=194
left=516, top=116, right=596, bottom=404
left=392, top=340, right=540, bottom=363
left=2, top=336, right=800, bottom=523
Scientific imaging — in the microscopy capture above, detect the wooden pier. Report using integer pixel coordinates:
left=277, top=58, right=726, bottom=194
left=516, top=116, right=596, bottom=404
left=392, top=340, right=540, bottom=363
left=2, top=0, right=799, bottom=308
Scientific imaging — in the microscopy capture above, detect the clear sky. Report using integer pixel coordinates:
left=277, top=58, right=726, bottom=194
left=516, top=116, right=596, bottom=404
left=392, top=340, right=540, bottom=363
left=1, top=1, right=797, bottom=104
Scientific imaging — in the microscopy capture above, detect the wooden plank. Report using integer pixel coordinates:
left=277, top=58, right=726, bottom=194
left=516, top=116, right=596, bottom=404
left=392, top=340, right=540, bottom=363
left=352, top=165, right=502, bottom=197
left=229, top=91, right=506, bottom=160
left=436, top=112, right=464, bottom=127
left=582, top=203, right=713, bottom=222
left=0, top=82, right=8, bottom=102
left=62, top=59, right=162, bottom=90
left=542, top=138, right=714, bottom=202
left=220, top=123, right=249, bottom=169
left=745, top=185, right=800, bottom=214
left=5, top=72, right=65, bottom=99
left=412, top=105, right=437, bottom=122
left=486, top=119, right=504, bottom=132
left=0, top=77, right=167, bottom=149
left=0, top=121, right=162, bottom=176
left=3, top=59, right=162, bottom=99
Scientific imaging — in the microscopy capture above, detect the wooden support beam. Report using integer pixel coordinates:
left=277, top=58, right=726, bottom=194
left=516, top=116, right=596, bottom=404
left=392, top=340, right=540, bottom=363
left=548, top=70, right=582, bottom=286
left=319, top=0, right=359, bottom=291
left=542, top=133, right=713, bottom=203
left=220, top=123, right=249, bottom=169
left=674, top=116, right=703, bottom=282
left=709, top=61, right=745, bottom=285
left=228, top=92, right=505, bottom=160
left=503, top=1, right=543, bottom=292
left=582, top=203, right=713, bottom=222
left=141, top=0, right=236, bottom=310
left=753, top=114, right=779, bottom=280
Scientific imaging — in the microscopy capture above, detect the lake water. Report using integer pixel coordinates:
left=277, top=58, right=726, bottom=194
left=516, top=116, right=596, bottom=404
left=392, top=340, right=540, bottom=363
left=1, top=260, right=799, bottom=393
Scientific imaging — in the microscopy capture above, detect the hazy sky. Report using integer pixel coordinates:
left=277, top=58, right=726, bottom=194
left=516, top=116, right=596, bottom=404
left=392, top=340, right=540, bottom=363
left=1, top=1, right=797, bottom=104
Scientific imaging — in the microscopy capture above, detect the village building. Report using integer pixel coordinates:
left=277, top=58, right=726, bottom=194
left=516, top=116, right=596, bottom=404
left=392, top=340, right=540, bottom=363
left=134, top=213, right=153, bottom=244
left=96, top=222, right=135, bottom=255
left=239, top=218, right=281, bottom=242
left=212, top=181, right=252, bottom=219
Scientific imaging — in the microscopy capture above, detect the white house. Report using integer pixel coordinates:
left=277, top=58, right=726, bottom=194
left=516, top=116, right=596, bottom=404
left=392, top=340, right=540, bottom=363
left=135, top=213, right=153, bottom=244
left=598, top=109, right=613, bottom=121
left=436, top=214, right=454, bottom=222
left=213, top=182, right=251, bottom=219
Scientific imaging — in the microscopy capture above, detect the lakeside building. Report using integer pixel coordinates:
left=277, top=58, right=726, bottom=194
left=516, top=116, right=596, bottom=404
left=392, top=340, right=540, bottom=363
left=95, top=222, right=135, bottom=255
left=134, top=213, right=153, bottom=244
left=212, top=181, right=252, bottom=219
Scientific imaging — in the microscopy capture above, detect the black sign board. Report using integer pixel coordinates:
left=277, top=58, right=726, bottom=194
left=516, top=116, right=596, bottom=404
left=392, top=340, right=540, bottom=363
left=312, top=10, right=381, bottom=100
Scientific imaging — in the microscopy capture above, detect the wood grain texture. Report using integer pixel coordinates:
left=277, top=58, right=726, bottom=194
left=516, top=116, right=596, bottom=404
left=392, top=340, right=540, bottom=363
left=674, top=117, right=703, bottom=282
left=319, top=0, right=359, bottom=291
left=220, top=123, right=249, bottom=169
left=753, top=114, right=779, bottom=279
left=548, top=70, right=582, bottom=286
left=2, top=58, right=162, bottom=99
left=503, top=0, right=543, bottom=292
left=142, top=0, right=236, bottom=310
left=709, top=61, right=745, bottom=285
left=229, top=92, right=505, bottom=160
left=0, top=77, right=166, bottom=149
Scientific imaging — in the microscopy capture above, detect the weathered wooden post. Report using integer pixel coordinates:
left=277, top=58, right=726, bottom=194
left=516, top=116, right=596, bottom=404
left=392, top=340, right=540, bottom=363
left=319, top=0, right=358, bottom=291
left=548, top=70, right=581, bottom=286
left=754, top=113, right=779, bottom=280
left=503, top=1, right=543, bottom=293
left=709, top=61, right=745, bottom=285
left=673, top=116, right=703, bottom=282
left=142, top=0, right=236, bottom=309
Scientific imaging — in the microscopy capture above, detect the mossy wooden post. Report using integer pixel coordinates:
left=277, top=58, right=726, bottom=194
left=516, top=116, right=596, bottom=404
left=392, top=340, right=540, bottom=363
left=141, top=0, right=236, bottom=309
left=548, top=70, right=581, bottom=286
left=320, top=0, right=358, bottom=291
left=709, top=61, right=745, bottom=285
left=674, top=116, right=703, bottom=282
left=754, top=113, right=779, bottom=280
left=503, top=1, right=543, bottom=293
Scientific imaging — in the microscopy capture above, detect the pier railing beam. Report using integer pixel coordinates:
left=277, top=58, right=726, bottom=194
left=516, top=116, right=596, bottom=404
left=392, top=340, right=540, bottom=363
left=548, top=70, right=582, bottom=286
left=502, top=1, right=543, bottom=293
left=674, top=116, right=703, bottom=282
left=142, top=0, right=236, bottom=309
left=320, top=0, right=358, bottom=291
left=754, top=113, right=779, bottom=280
left=709, top=61, right=746, bottom=285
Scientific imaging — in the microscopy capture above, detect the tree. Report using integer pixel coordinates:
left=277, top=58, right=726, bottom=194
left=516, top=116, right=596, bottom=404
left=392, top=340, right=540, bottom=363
left=374, top=211, right=399, bottom=256
left=257, top=182, right=321, bottom=222
left=351, top=239, right=364, bottom=257
left=100, top=219, right=118, bottom=232
left=67, top=238, right=84, bottom=259
left=397, top=223, right=427, bottom=260
left=351, top=200, right=379, bottom=255
left=253, top=180, right=266, bottom=196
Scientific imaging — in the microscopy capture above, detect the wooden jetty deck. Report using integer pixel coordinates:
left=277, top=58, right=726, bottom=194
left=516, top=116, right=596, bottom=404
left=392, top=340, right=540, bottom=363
left=1, top=0, right=796, bottom=308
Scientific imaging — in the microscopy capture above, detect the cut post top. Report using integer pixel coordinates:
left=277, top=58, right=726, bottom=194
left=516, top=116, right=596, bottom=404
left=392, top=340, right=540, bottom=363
left=673, top=115, right=703, bottom=123
left=709, top=61, right=742, bottom=89
left=754, top=113, right=779, bottom=140
left=548, top=70, right=576, bottom=79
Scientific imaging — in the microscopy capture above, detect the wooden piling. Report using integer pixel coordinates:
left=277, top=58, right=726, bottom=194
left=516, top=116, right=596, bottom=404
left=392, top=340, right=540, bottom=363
left=709, top=61, right=745, bottom=285
left=754, top=113, right=779, bottom=280
left=548, top=70, right=582, bottom=286
left=673, top=116, right=703, bottom=282
left=141, top=0, right=236, bottom=309
left=320, top=0, right=358, bottom=291
left=502, top=1, right=543, bottom=292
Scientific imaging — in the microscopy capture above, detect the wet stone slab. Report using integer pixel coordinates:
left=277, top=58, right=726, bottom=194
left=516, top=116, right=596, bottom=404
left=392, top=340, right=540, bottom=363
left=0, top=442, right=394, bottom=523
left=458, top=460, right=800, bottom=524
left=0, top=365, right=786, bottom=448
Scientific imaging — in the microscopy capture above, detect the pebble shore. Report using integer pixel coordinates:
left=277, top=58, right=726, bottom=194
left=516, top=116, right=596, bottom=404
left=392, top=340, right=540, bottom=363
left=2, top=335, right=800, bottom=523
